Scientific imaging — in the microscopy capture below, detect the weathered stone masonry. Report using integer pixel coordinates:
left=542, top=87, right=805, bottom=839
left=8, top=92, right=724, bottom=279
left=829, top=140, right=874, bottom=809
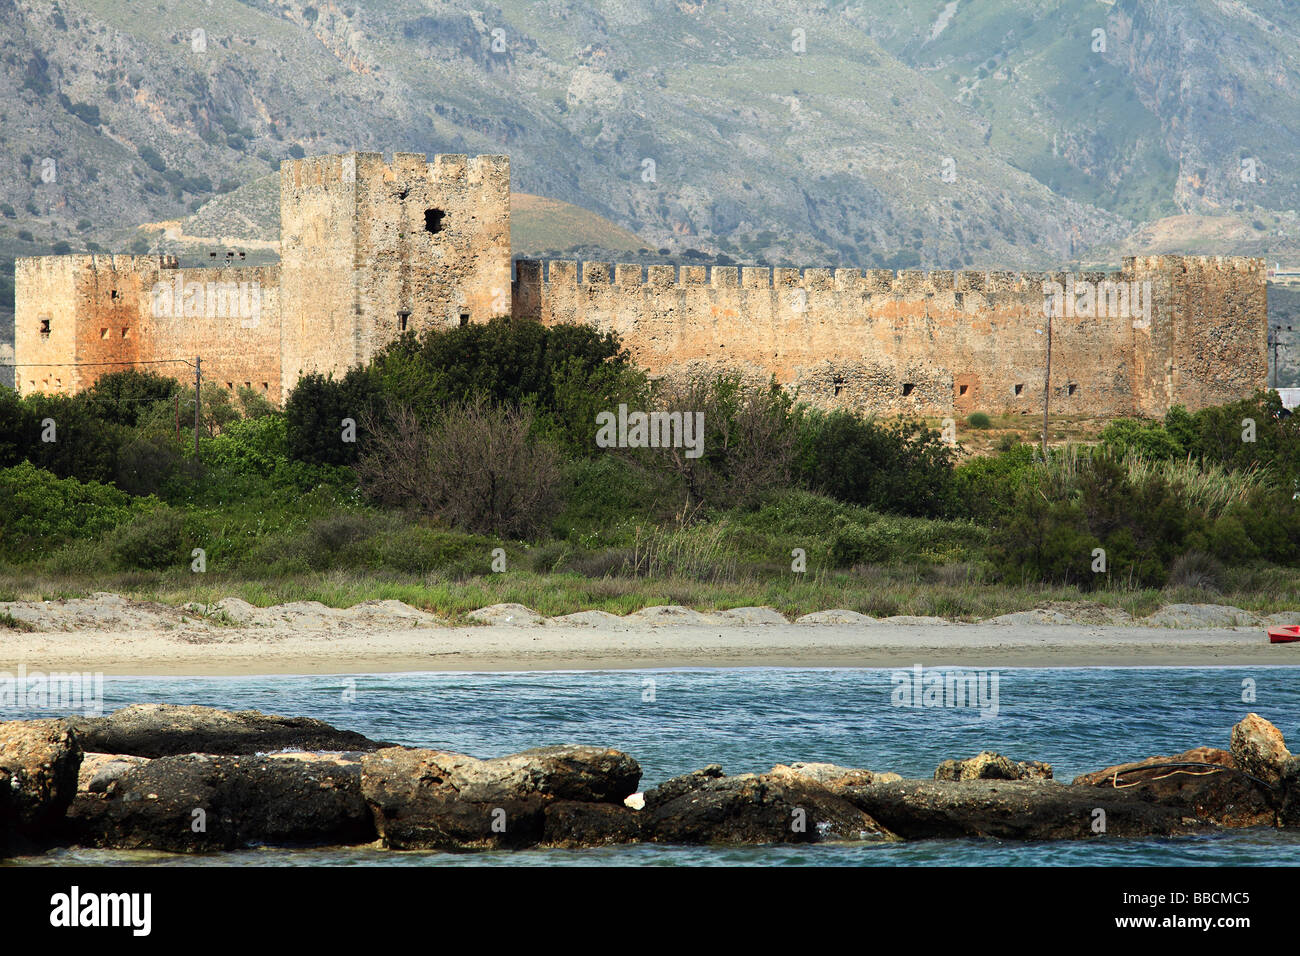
left=11, top=150, right=1267, bottom=418
left=511, top=255, right=1267, bottom=417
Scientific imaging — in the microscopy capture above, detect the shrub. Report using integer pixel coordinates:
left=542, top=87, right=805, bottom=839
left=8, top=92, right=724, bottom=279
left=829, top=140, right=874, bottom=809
left=364, top=318, right=643, bottom=453
left=0, top=462, right=141, bottom=550
left=111, top=507, right=187, bottom=570
left=990, top=449, right=1197, bottom=589
left=1166, top=551, right=1225, bottom=593
left=631, top=374, right=797, bottom=510
left=80, top=371, right=180, bottom=428
left=357, top=399, right=562, bottom=538
left=967, top=411, right=991, bottom=429
left=795, top=409, right=954, bottom=517
left=950, top=444, right=1036, bottom=522
left=116, top=432, right=184, bottom=496
left=285, top=367, right=381, bottom=466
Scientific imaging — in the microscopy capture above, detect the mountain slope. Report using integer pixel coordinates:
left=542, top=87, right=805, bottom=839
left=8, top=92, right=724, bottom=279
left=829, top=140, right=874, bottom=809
left=2, top=0, right=1300, bottom=287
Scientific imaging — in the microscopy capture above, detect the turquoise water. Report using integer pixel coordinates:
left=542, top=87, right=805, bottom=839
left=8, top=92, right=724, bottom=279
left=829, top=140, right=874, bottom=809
left=10, top=666, right=1300, bottom=866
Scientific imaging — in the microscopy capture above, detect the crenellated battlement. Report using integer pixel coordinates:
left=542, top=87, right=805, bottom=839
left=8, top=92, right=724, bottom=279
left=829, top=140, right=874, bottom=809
left=282, top=152, right=510, bottom=191
left=512, top=258, right=1231, bottom=298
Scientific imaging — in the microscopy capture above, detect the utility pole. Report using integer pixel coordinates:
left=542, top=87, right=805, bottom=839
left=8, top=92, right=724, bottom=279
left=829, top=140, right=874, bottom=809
left=1042, top=309, right=1052, bottom=458
left=1274, top=327, right=1284, bottom=390
left=194, top=355, right=201, bottom=461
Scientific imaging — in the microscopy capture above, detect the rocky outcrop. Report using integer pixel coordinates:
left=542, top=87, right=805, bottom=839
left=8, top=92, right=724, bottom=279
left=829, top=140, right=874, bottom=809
left=1072, top=747, right=1275, bottom=828
left=3, top=707, right=1299, bottom=856
left=1282, top=757, right=1300, bottom=827
left=0, top=719, right=83, bottom=848
left=66, top=704, right=392, bottom=757
left=843, top=778, right=1193, bottom=840
left=361, top=745, right=641, bottom=850
left=767, top=761, right=896, bottom=790
left=66, top=752, right=375, bottom=852
left=934, top=751, right=1053, bottom=782
left=1229, top=713, right=1291, bottom=787
left=542, top=802, right=642, bottom=848
left=642, top=767, right=895, bottom=845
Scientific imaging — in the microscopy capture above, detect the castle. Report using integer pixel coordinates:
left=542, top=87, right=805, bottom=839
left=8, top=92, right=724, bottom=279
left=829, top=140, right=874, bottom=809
left=11, top=151, right=1268, bottom=417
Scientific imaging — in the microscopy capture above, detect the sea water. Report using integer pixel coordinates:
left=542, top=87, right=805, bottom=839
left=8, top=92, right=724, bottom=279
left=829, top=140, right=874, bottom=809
left=9, top=667, right=1300, bottom=866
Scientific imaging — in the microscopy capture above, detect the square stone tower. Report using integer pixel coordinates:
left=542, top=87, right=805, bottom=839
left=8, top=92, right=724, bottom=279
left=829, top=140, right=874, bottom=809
left=278, top=151, right=511, bottom=396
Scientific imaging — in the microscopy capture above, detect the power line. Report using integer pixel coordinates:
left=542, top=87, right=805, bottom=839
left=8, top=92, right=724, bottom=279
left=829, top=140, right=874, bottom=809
left=0, top=358, right=197, bottom=369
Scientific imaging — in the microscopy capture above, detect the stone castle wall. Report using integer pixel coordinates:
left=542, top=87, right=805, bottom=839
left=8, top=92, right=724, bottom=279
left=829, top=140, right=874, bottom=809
left=9, top=149, right=1268, bottom=421
left=14, top=254, right=282, bottom=402
left=512, top=254, right=1267, bottom=416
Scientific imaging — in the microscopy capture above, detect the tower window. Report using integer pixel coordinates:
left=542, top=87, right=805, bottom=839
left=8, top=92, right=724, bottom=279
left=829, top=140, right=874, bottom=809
left=1013, top=383, right=1024, bottom=395
left=832, top=376, right=844, bottom=396
left=110, top=289, right=120, bottom=300
left=459, top=312, right=470, bottom=327
left=398, top=311, right=410, bottom=332
left=121, top=327, right=130, bottom=338
left=39, top=318, right=50, bottom=336
left=958, top=384, right=968, bottom=396
left=1067, top=383, right=1078, bottom=396
left=424, top=208, right=445, bottom=234
left=902, top=382, right=915, bottom=396
left=100, top=328, right=109, bottom=339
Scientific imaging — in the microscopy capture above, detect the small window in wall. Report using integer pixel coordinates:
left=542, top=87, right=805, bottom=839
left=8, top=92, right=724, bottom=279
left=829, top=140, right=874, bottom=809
left=1013, top=383, right=1024, bottom=395
left=459, top=312, right=470, bottom=327
left=398, top=311, right=410, bottom=332
left=261, top=382, right=269, bottom=391
left=100, top=328, right=109, bottom=339
left=902, top=382, right=915, bottom=396
left=244, top=382, right=251, bottom=389
left=424, top=209, right=445, bottom=234
left=832, top=376, right=844, bottom=396
left=39, top=318, right=50, bottom=337
left=1067, top=383, right=1078, bottom=396
left=110, top=289, right=120, bottom=300
left=121, top=327, right=130, bottom=339
left=226, top=382, right=234, bottom=390
left=958, top=384, right=969, bottom=396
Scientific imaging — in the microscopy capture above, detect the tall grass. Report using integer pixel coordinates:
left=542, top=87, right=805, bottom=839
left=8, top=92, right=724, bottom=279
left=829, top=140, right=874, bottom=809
left=1029, top=443, right=1272, bottom=517
left=1121, top=453, right=1272, bottom=518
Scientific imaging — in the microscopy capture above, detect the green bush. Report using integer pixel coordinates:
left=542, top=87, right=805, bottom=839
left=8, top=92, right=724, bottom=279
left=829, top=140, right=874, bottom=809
left=990, top=451, right=1201, bottom=589
left=795, top=409, right=955, bottom=517
left=967, top=411, right=991, bottom=429
left=0, top=462, right=143, bottom=554
left=81, top=370, right=180, bottom=428
left=111, top=507, right=188, bottom=570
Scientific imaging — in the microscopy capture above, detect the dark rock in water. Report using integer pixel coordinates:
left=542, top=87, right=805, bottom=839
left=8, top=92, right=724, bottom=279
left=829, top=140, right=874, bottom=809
left=1281, top=756, right=1300, bottom=828
left=843, top=778, right=1196, bottom=840
left=543, top=801, right=643, bottom=848
left=361, top=745, right=641, bottom=850
left=1073, top=747, right=1276, bottom=828
left=1, top=719, right=83, bottom=849
left=66, top=753, right=375, bottom=852
left=1229, top=713, right=1291, bottom=787
left=643, top=768, right=895, bottom=845
left=934, top=751, right=1053, bottom=782
left=642, top=765, right=727, bottom=811
left=66, top=704, right=392, bottom=758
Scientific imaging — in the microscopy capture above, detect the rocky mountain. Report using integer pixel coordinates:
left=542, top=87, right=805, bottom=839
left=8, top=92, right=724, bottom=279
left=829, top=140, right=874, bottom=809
left=4, top=0, right=1300, bottom=325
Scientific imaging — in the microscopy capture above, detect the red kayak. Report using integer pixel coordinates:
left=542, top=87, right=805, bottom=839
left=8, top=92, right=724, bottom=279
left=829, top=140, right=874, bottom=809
left=1268, top=625, right=1300, bottom=644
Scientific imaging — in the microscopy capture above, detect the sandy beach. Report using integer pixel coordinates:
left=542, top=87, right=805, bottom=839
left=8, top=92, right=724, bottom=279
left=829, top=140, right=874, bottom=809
left=1, top=594, right=1295, bottom=674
